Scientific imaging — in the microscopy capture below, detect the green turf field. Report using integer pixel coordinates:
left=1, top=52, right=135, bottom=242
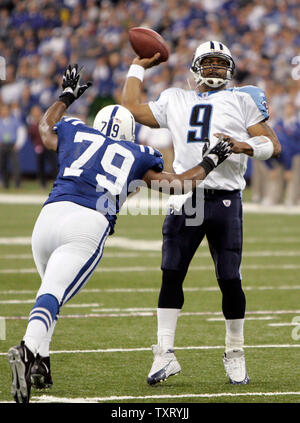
left=0, top=193, right=300, bottom=404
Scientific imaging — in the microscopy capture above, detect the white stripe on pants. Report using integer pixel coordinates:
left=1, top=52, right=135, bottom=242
left=32, top=201, right=110, bottom=306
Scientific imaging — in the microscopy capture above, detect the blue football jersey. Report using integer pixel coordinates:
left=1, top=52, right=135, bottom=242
left=44, top=117, right=164, bottom=232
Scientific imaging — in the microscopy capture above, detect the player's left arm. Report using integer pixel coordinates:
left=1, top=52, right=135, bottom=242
left=39, top=64, right=92, bottom=151
left=247, top=120, right=281, bottom=157
left=143, top=136, right=232, bottom=194
left=215, top=85, right=282, bottom=160
left=215, top=120, right=281, bottom=160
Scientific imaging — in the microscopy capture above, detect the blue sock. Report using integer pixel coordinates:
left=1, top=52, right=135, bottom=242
left=23, top=294, right=59, bottom=354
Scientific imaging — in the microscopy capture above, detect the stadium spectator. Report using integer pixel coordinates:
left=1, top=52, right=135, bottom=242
left=0, top=103, right=26, bottom=188
left=27, top=104, right=58, bottom=188
left=0, top=0, right=299, bottom=198
left=265, top=101, right=300, bottom=205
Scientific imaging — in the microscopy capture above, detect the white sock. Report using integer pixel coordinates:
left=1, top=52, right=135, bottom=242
left=225, top=318, right=245, bottom=352
left=37, top=319, right=57, bottom=357
left=157, top=308, right=180, bottom=351
left=23, top=319, right=48, bottom=355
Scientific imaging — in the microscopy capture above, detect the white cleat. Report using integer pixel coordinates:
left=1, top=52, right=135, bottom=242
left=223, top=349, right=250, bottom=385
left=147, top=344, right=181, bottom=385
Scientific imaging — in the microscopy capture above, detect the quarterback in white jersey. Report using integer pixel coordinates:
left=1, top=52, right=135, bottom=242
left=149, top=84, right=269, bottom=191
left=122, top=40, right=281, bottom=386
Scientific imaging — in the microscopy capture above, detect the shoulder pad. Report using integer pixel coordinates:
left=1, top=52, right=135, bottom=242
left=234, top=85, right=269, bottom=120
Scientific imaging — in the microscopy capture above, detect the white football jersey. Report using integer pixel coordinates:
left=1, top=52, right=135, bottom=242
left=148, top=85, right=269, bottom=190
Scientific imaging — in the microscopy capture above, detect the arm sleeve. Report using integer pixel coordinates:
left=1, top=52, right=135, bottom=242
left=237, top=86, right=269, bottom=128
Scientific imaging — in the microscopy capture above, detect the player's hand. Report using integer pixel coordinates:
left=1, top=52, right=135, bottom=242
left=199, top=135, right=232, bottom=175
left=59, top=64, right=92, bottom=108
left=214, top=133, right=249, bottom=154
left=205, top=135, right=233, bottom=165
left=132, top=53, right=161, bottom=69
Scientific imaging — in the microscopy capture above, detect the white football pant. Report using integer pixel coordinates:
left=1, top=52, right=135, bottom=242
left=32, top=201, right=110, bottom=306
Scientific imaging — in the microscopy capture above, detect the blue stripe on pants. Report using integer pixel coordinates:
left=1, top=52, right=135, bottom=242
left=60, top=225, right=110, bottom=306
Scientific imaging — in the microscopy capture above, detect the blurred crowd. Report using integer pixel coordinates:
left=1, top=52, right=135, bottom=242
left=0, top=0, right=299, bottom=204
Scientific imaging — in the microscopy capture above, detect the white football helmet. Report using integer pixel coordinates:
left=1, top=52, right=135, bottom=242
left=190, top=40, right=235, bottom=88
left=93, top=104, right=135, bottom=142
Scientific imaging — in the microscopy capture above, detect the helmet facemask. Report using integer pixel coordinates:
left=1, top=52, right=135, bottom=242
left=190, top=42, right=235, bottom=89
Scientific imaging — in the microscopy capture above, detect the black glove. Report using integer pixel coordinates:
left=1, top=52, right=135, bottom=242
left=202, top=137, right=210, bottom=156
left=199, top=135, right=232, bottom=175
left=59, top=64, right=92, bottom=108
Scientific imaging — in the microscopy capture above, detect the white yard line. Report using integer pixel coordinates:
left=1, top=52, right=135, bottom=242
left=206, top=316, right=276, bottom=321
left=1, top=288, right=300, bottom=306
left=1, top=391, right=300, bottom=403
left=1, top=286, right=300, bottom=295
left=2, top=250, right=300, bottom=260
left=1, top=193, right=300, bottom=214
left=268, top=323, right=299, bottom=327
left=0, top=236, right=300, bottom=249
left=28, top=391, right=300, bottom=402
left=1, top=264, right=300, bottom=274
left=1, top=310, right=300, bottom=321
left=1, top=344, right=300, bottom=357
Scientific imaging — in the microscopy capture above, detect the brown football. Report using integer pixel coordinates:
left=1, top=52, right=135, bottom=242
left=128, top=27, right=170, bottom=63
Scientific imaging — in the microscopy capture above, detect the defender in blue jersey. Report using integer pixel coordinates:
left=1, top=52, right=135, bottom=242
left=7, top=64, right=233, bottom=403
left=45, top=113, right=165, bottom=233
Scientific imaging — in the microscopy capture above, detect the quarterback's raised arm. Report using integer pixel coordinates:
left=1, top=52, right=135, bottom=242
left=39, top=64, right=92, bottom=151
left=143, top=136, right=232, bottom=194
left=121, top=55, right=161, bottom=128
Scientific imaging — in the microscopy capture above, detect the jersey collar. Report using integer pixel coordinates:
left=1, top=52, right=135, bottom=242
left=197, top=90, right=221, bottom=98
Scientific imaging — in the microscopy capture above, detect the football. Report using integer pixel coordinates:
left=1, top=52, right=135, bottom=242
left=128, top=27, right=170, bottom=63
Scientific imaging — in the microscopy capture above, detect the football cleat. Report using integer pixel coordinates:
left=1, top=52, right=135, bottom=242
left=31, top=354, right=53, bottom=389
left=147, top=344, right=181, bottom=385
left=223, top=349, right=250, bottom=385
left=8, top=340, right=35, bottom=403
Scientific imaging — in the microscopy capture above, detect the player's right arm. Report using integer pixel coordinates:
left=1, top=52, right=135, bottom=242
left=143, top=136, right=232, bottom=194
left=39, top=64, right=92, bottom=151
left=121, top=55, right=161, bottom=128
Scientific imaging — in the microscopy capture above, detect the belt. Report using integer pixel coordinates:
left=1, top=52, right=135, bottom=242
left=203, top=188, right=241, bottom=197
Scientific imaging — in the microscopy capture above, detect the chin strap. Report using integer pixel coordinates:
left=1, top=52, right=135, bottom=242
left=199, top=77, right=227, bottom=88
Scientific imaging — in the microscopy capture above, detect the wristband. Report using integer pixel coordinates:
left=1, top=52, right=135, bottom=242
left=245, top=136, right=274, bottom=160
left=58, top=92, right=74, bottom=108
left=199, top=156, right=216, bottom=175
left=127, top=64, right=145, bottom=82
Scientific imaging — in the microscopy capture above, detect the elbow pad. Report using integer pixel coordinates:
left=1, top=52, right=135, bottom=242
left=245, top=136, right=274, bottom=160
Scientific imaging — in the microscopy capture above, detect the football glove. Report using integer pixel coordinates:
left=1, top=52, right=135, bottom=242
left=202, top=137, right=210, bottom=156
left=199, top=135, right=232, bottom=175
left=59, top=64, right=92, bottom=108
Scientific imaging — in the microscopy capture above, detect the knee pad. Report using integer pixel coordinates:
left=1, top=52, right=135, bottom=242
left=217, top=278, right=246, bottom=319
left=158, top=269, right=187, bottom=309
